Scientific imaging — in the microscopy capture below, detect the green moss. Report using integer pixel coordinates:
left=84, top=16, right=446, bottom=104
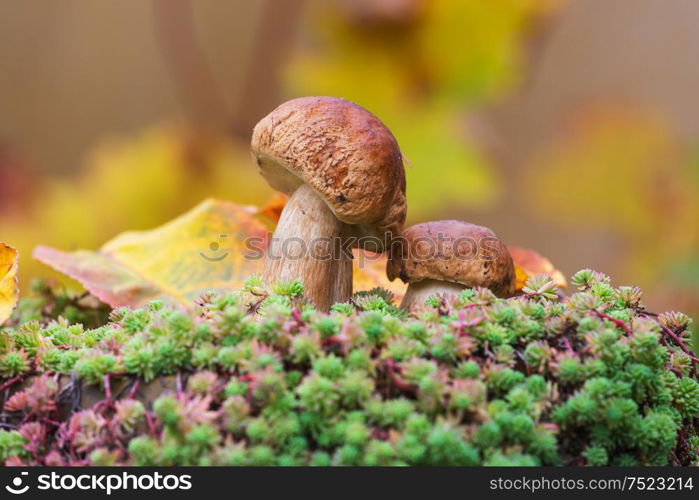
left=0, top=270, right=697, bottom=466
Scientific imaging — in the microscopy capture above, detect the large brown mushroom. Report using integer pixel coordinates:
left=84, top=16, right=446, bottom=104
left=251, top=96, right=407, bottom=311
left=387, top=220, right=516, bottom=310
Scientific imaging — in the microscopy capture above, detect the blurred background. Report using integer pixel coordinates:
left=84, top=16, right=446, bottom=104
left=1, top=0, right=699, bottom=336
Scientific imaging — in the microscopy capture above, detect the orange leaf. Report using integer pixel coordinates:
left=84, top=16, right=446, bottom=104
left=255, top=193, right=288, bottom=226
left=509, top=246, right=567, bottom=292
left=0, top=243, right=19, bottom=325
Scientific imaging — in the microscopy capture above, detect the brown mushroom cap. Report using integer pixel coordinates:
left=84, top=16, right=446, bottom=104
left=386, top=220, right=516, bottom=297
left=251, top=96, right=407, bottom=250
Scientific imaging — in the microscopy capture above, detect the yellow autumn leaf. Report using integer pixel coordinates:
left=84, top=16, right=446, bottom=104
left=0, top=243, right=20, bottom=325
left=33, top=198, right=405, bottom=309
left=34, top=199, right=270, bottom=308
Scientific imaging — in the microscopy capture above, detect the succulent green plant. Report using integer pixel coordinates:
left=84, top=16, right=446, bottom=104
left=0, top=271, right=696, bottom=466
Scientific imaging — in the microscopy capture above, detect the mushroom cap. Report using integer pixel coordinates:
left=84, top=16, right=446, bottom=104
left=251, top=96, right=406, bottom=250
left=386, top=220, right=516, bottom=298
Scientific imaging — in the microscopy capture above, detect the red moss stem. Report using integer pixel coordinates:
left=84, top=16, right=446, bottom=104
left=127, top=380, right=140, bottom=400
left=385, top=359, right=414, bottom=392
left=594, top=311, right=632, bottom=335
left=656, top=322, right=699, bottom=364
left=0, top=373, right=29, bottom=391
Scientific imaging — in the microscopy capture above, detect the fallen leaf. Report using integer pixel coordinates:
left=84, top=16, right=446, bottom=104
left=34, top=198, right=404, bottom=309
left=509, top=246, right=567, bottom=292
left=34, top=199, right=269, bottom=308
left=353, top=250, right=406, bottom=301
left=255, top=193, right=288, bottom=226
left=0, top=243, right=20, bottom=325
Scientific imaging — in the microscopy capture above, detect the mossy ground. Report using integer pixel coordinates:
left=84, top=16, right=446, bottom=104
left=0, top=271, right=697, bottom=466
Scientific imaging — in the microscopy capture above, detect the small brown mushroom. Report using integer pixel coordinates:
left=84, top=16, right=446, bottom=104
left=387, top=220, right=516, bottom=310
left=251, top=96, right=407, bottom=311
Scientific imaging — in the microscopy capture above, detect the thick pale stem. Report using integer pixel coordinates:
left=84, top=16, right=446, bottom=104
left=400, top=279, right=465, bottom=310
left=263, top=183, right=353, bottom=311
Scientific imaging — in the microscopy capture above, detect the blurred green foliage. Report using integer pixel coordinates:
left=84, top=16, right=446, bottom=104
left=285, top=0, right=561, bottom=213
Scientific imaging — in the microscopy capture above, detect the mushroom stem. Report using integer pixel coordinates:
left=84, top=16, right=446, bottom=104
left=400, top=279, right=465, bottom=310
left=263, top=183, right=353, bottom=311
